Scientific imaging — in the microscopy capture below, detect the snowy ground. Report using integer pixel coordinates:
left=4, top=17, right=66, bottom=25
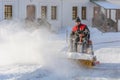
left=0, top=20, right=120, bottom=80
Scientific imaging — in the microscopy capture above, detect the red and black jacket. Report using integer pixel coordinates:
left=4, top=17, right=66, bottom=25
left=71, top=24, right=90, bottom=39
left=72, top=24, right=86, bottom=32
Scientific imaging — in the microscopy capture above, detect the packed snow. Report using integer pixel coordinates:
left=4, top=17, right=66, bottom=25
left=0, top=20, right=120, bottom=80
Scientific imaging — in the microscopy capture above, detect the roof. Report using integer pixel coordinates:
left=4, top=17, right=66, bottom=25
left=93, top=1, right=120, bottom=9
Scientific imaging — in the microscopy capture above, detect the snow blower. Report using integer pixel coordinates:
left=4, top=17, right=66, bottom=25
left=67, top=34, right=99, bottom=68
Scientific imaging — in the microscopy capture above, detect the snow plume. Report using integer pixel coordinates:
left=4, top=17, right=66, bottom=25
left=0, top=20, right=45, bottom=65
left=0, top=20, right=80, bottom=79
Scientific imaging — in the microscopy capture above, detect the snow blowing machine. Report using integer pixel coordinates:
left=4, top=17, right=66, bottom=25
left=67, top=33, right=99, bottom=68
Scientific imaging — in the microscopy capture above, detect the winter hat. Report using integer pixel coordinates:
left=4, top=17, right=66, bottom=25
left=75, top=17, right=81, bottom=22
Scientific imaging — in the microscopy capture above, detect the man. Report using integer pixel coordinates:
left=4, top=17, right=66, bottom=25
left=70, top=17, right=90, bottom=52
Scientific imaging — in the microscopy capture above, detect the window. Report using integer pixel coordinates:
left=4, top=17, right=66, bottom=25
left=41, top=6, right=47, bottom=19
left=26, top=5, right=35, bottom=20
left=82, top=7, right=87, bottom=20
left=72, top=6, right=77, bottom=20
left=51, top=6, right=57, bottom=20
left=4, top=5, right=12, bottom=19
left=116, top=9, right=120, bottom=19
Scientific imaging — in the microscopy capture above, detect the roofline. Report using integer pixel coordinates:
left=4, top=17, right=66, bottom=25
left=90, top=0, right=120, bottom=10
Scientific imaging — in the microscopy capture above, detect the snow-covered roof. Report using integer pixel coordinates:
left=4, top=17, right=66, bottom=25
left=94, top=1, right=120, bottom=9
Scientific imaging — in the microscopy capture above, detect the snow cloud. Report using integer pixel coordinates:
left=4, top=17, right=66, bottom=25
left=0, top=20, right=46, bottom=65
left=0, top=20, right=80, bottom=78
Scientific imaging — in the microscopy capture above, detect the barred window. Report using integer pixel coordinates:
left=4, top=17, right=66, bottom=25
left=4, top=5, right=12, bottom=19
left=51, top=6, right=57, bottom=20
left=72, top=6, right=77, bottom=20
left=41, top=6, right=47, bottom=19
left=82, top=7, right=87, bottom=20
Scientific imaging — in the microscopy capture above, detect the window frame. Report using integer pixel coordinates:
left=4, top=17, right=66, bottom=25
left=4, top=5, right=12, bottom=19
left=72, top=6, right=78, bottom=20
left=41, top=6, right=47, bottom=19
left=51, top=6, right=57, bottom=20
left=81, top=6, right=87, bottom=20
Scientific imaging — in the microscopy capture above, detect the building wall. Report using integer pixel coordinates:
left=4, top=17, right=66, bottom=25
left=18, top=0, right=62, bottom=31
left=0, top=0, right=3, bottom=21
left=106, top=0, right=120, bottom=22
left=0, top=0, right=94, bottom=30
left=107, top=0, right=120, bottom=31
left=62, top=0, right=94, bottom=28
left=0, top=0, right=19, bottom=20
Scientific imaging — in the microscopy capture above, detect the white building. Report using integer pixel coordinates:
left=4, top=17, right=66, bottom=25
left=0, top=0, right=120, bottom=32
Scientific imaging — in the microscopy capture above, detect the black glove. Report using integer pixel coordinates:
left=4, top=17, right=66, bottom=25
left=77, top=30, right=83, bottom=34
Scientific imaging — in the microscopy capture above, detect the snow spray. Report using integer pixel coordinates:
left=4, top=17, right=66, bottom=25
left=0, top=20, right=81, bottom=78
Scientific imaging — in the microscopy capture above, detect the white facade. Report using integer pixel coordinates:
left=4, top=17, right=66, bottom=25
left=0, top=0, right=120, bottom=31
left=62, top=0, right=94, bottom=27
left=0, top=0, right=95, bottom=29
left=0, top=1, right=2, bottom=21
left=0, top=0, right=19, bottom=20
left=106, top=0, right=120, bottom=22
left=18, top=0, right=63, bottom=30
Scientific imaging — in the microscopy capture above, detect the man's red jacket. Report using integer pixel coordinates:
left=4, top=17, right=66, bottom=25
left=72, top=24, right=86, bottom=32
